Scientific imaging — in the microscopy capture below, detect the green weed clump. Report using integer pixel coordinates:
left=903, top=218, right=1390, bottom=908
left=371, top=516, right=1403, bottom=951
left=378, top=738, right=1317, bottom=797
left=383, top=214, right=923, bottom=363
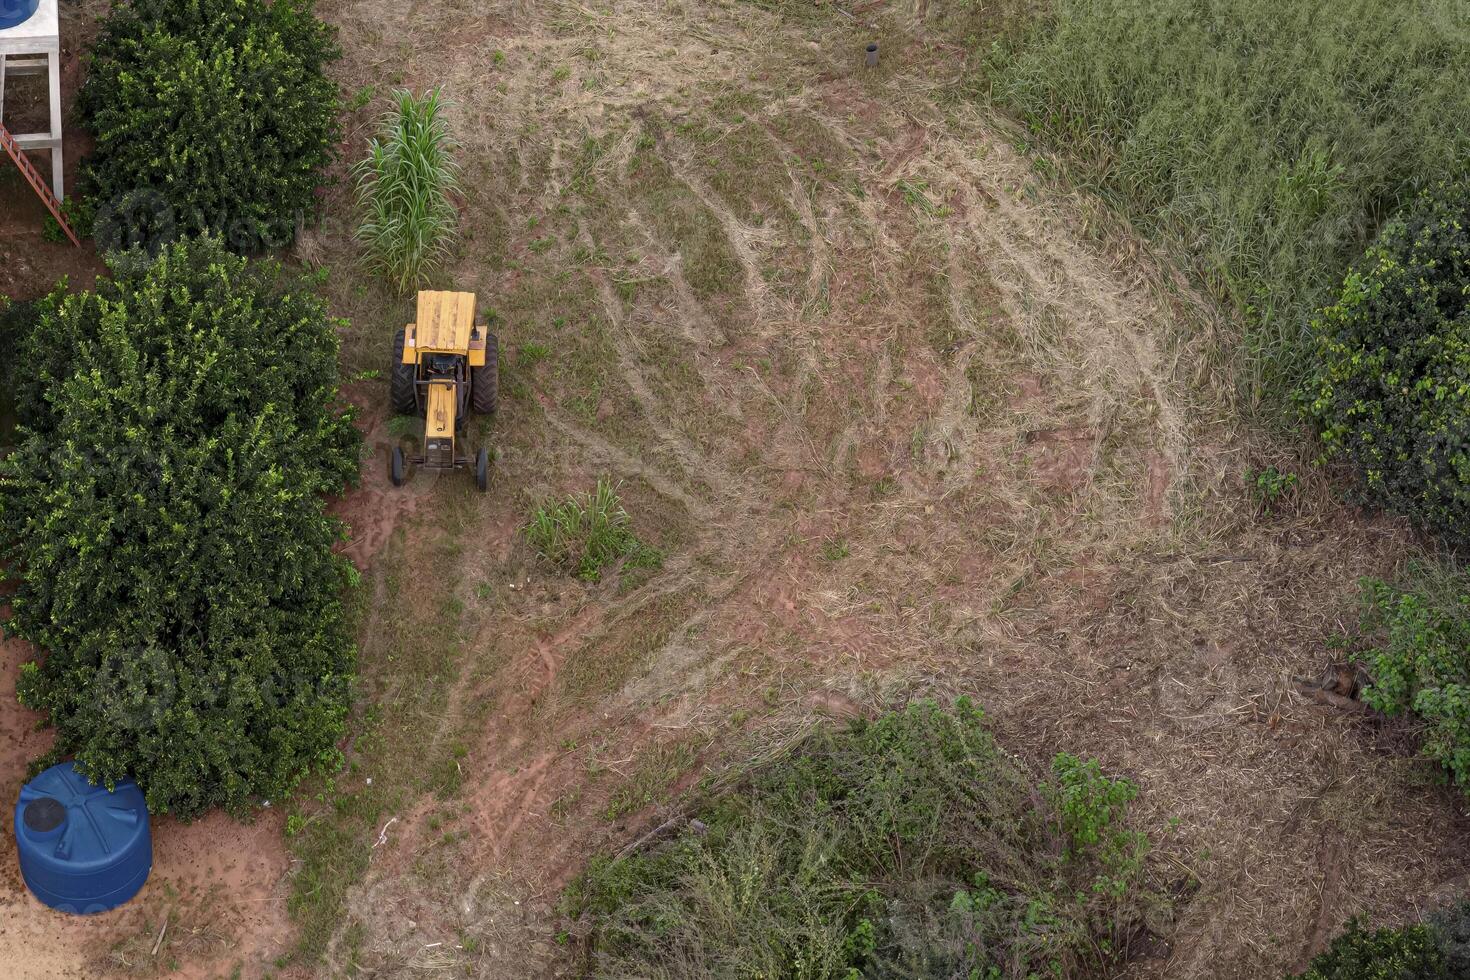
left=524, top=479, right=662, bottom=582
left=1299, top=180, right=1470, bottom=542
left=1247, top=466, right=1301, bottom=517
left=1351, top=565, right=1470, bottom=795
left=568, top=699, right=1158, bottom=979
left=355, top=89, right=462, bottom=292
left=989, top=0, right=1470, bottom=411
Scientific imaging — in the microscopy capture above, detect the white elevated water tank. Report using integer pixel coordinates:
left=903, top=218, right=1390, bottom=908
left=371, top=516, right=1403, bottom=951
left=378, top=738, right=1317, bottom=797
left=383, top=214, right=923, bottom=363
left=0, top=0, right=65, bottom=199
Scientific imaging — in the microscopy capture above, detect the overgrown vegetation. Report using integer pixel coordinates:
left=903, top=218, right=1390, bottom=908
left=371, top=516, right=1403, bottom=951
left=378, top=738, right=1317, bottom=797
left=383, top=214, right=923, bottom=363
left=569, top=699, right=1158, bottom=979
left=354, top=89, right=462, bottom=292
left=0, top=237, right=361, bottom=817
left=1291, top=903, right=1470, bottom=979
left=1299, top=180, right=1470, bottom=541
left=79, top=0, right=340, bottom=252
left=988, top=0, right=1470, bottom=410
left=524, top=479, right=662, bottom=582
left=1350, top=565, right=1470, bottom=795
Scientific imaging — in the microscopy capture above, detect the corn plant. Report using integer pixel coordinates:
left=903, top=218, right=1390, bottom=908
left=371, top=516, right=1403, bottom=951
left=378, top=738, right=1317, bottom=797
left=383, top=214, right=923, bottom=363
left=354, top=89, right=461, bottom=292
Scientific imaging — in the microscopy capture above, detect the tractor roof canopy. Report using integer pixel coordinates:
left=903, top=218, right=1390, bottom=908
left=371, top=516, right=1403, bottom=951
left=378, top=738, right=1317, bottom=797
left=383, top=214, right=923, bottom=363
left=414, top=291, right=477, bottom=353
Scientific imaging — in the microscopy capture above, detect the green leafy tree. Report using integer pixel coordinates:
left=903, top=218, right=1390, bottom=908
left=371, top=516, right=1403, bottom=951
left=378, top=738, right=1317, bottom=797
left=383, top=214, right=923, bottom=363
left=1299, top=180, right=1470, bottom=542
left=0, top=237, right=361, bottom=817
left=78, top=0, right=341, bottom=252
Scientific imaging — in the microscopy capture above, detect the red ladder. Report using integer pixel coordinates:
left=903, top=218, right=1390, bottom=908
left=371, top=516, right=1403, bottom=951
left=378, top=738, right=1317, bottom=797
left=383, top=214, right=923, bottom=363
left=0, top=121, right=80, bottom=247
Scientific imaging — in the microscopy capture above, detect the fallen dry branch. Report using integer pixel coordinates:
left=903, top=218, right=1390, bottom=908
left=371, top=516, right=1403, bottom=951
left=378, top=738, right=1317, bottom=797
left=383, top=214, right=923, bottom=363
left=1292, top=677, right=1373, bottom=715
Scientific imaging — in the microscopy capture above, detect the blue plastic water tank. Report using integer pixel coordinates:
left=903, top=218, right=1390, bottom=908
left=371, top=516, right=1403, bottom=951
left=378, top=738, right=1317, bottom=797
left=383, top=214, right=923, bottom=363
left=14, top=762, right=152, bottom=914
left=0, top=0, right=41, bottom=31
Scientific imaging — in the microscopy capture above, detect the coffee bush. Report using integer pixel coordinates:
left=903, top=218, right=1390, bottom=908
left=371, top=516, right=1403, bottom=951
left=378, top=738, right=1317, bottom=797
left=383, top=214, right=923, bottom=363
left=79, top=0, right=341, bottom=252
left=1293, top=903, right=1470, bottom=979
left=1300, top=180, right=1470, bottom=542
left=0, top=237, right=361, bottom=817
left=1353, top=569, right=1470, bottom=795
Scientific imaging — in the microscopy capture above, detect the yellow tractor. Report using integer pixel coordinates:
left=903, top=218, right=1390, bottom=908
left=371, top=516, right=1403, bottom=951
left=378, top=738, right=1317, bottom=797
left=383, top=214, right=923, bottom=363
left=389, top=290, right=498, bottom=491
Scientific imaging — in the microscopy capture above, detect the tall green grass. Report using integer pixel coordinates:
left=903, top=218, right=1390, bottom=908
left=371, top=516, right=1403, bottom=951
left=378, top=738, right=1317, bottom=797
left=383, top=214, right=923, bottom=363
left=524, top=479, right=663, bottom=582
left=354, top=89, right=461, bottom=292
left=988, top=0, right=1470, bottom=413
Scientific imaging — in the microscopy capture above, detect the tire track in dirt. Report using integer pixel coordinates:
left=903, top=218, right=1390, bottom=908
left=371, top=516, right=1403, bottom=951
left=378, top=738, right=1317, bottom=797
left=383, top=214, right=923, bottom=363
left=626, top=210, right=729, bottom=349
left=537, top=402, right=708, bottom=517
left=588, top=270, right=750, bottom=514
left=925, top=241, right=994, bottom=492
left=786, top=167, right=831, bottom=314
left=798, top=101, right=1197, bottom=520
left=920, top=129, right=1195, bottom=496
left=332, top=383, right=432, bottom=569
left=660, top=150, right=778, bottom=319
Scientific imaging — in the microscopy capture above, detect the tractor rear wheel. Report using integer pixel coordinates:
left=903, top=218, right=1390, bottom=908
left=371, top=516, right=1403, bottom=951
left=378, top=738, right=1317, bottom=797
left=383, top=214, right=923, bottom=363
left=476, top=448, right=490, bottom=492
left=471, top=333, right=499, bottom=416
left=390, top=329, right=416, bottom=415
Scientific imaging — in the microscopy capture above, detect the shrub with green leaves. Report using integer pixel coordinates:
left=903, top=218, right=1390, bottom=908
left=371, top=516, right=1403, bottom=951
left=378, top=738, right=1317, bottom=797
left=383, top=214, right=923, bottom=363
left=0, top=236, right=362, bottom=817
left=989, top=0, right=1470, bottom=410
left=1299, top=180, right=1470, bottom=540
left=0, top=295, right=45, bottom=395
left=569, top=699, right=1158, bottom=979
left=1292, top=903, right=1470, bottom=980
left=79, top=0, right=341, bottom=252
left=1350, top=567, right=1470, bottom=795
left=1293, top=919, right=1443, bottom=980
left=524, top=479, right=662, bottom=582
left=354, top=89, right=461, bottom=292
left=0, top=296, right=41, bottom=448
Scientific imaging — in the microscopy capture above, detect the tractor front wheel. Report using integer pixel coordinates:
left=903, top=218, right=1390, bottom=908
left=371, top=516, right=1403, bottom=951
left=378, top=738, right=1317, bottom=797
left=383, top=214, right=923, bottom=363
left=476, top=448, right=491, bottom=492
left=471, top=333, right=499, bottom=416
left=390, top=446, right=406, bottom=487
left=391, top=328, right=417, bottom=415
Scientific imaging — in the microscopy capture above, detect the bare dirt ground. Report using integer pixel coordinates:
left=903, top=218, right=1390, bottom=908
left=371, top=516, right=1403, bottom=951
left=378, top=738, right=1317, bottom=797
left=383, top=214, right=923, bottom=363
left=3, top=0, right=1469, bottom=978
